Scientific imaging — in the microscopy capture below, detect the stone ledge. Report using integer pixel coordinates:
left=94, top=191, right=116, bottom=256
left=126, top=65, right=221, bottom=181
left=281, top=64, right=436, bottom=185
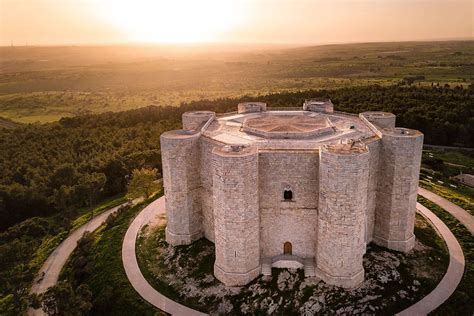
left=314, top=267, right=364, bottom=288
left=165, top=227, right=202, bottom=246
left=214, top=264, right=261, bottom=286
left=372, top=235, right=415, bottom=253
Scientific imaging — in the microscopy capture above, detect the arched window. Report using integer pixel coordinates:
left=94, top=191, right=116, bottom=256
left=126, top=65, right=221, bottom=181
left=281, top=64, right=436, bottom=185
left=283, top=186, right=293, bottom=201
left=283, top=242, right=292, bottom=255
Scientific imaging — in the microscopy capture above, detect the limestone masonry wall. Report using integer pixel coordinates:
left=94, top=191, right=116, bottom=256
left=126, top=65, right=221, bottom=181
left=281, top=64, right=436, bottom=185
left=212, top=146, right=261, bottom=286
left=364, top=139, right=380, bottom=243
left=316, top=144, right=370, bottom=288
left=373, top=128, right=423, bottom=252
left=259, top=150, right=318, bottom=259
left=199, top=137, right=219, bottom=242
left=303, top=99, right=334, bottom=113
left=160, top=130, right=203, bottom=245
left=182, top=111, right=215, bottom=130
left=238, top=102, right=267, bottom=114
left=161, top=104, right=424, bottom=288
left=361, top=111, right=396, bottom=129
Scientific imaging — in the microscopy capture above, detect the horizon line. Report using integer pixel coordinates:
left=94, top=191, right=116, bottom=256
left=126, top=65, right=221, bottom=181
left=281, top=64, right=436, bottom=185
left=2, top=37, right=473, bottom=49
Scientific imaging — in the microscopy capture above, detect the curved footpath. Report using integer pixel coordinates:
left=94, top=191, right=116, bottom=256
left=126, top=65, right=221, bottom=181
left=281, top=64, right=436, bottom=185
left=418, top=187, right=474, bottom=235
left=122, top=197, right=206, bottom=316
left=29, top=204, right=125, bottom=316
left=124, top=192, right=467, bottom=316
left=397, top=203, right=465, bottom=315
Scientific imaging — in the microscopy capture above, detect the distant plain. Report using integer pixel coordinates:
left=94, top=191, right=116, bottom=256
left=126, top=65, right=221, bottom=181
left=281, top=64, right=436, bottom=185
left=1, top=41, right=472, bottom=123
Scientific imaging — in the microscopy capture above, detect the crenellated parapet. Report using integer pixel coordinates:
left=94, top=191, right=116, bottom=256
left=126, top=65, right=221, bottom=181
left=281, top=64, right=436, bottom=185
left=182, top=111, right=215, bottom=131
left=160, top=129, right=203, bottom=245
left=212, top=145, right=260, bottom=286
left=373, top=127, right=423, bottom=252
left=237, top=102, right=267, bottom=114
left=316, top=142, right=370, bottom=288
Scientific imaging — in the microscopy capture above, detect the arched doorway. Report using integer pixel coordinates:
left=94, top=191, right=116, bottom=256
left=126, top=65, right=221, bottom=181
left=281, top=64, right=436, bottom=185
left=283, top=242, right=292, bottom=255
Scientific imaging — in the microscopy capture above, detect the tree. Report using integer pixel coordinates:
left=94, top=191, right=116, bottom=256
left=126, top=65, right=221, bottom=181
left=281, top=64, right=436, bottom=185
left=126, top=168, right=161, bottom=200
left=41, top=282, right=92, bottom=316
left=75, top=173, right=106, bottom=207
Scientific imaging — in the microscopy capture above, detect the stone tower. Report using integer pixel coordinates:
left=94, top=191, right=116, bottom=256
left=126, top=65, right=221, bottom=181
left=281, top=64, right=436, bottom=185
left=373, top=127, right=424, bottom=252
left=315, top=143, right=370, bottom=288
left=161, top=103, right=424, bottom=289
left=160, top=129, right=203, bottom=245
left=212, top=145, right=261, bottom=286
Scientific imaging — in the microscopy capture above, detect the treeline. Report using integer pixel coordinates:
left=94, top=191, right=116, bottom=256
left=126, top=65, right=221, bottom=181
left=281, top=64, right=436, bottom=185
left=0, top=84, right=473, bottom=230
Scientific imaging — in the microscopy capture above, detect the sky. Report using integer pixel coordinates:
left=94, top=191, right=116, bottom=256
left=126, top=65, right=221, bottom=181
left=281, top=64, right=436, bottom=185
left=1, top=0, right=473, bottom=46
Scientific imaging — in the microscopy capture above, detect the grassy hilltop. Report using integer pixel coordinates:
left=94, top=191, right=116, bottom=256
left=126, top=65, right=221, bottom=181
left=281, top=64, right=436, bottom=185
left=0, top=41, right=472, bottom=123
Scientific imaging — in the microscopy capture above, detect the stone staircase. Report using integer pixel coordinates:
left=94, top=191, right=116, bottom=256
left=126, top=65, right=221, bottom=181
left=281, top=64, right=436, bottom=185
left=304, top=258, right=316, bottom=277
left=261, top=256, right=316, bottom=277
left=261, top=258, right=272, bottom=276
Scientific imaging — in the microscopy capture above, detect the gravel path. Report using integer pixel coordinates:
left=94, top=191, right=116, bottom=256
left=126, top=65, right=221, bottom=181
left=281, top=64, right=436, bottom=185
left=396, top=202, right=465, bottom=315
left=29, top=204, right=124, bottom=316
left=122, top=197, right=206, bottom=316
left=418, top=186, right=474, bottom=235
left=29, top=186, right=468, bottom=315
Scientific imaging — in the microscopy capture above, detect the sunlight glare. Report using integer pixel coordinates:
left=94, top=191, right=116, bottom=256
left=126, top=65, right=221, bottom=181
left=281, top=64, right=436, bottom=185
left=96, top=0, right=240, bottom=43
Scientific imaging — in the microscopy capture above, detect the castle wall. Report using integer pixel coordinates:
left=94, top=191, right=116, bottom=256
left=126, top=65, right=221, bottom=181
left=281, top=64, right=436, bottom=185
left=364, top=138, right=381, bottom=242
left=160, top=130, right=203, bottom=245
left=373, top=128, right=423, bottom=252
left=199, top=137, right=219, bottom=242
left=316, top=144, right=370, bottom=288
left=258, top=150, right=318, bottom=259
left=182, top=111, right=215, bottom=130
left=212, top=146, right=260, bottom=286
left=360, top=112, right=396, bottom=129
left=238, top=102, right=267, bottom=114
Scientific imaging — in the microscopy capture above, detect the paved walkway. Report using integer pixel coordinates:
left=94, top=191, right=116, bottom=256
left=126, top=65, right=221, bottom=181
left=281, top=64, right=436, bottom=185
left=418, top=187, right=474, bottom=235
left=397, top=203, right=465, bottom=315
left=29, top=204, right=124, bottom=316
left=124, top=191, right=468, bottom=315
left=122, top=197, right=206, bottom=316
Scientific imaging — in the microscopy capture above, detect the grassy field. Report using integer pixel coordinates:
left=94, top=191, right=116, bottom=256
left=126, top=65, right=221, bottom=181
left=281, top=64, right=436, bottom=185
left=420, top=147, right=474, bottom=214
left=1, top=41, right=472, bottom=123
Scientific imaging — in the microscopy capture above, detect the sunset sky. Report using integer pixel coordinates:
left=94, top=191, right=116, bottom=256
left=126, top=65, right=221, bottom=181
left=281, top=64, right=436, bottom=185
left=1, top=0, right=473, bottom=46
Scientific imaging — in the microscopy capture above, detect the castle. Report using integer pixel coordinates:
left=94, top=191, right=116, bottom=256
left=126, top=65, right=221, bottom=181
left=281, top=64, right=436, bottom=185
left=160, top=99, right=423, bottom=288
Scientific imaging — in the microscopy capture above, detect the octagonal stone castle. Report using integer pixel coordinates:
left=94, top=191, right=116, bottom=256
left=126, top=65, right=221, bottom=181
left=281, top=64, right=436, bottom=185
left=160, top=99, right=423, bottom=288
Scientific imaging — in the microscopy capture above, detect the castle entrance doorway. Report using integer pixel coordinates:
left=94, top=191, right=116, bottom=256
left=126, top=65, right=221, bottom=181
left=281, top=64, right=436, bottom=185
left=283, top=242, right=292, bottom=255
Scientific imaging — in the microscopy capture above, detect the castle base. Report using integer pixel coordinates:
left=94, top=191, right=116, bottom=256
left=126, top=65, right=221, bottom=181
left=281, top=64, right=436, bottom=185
left=315, top=267, right=364, bottom=288
left=165, top=227, right=202, bottom=246
left=214, top=264, right=261, bottom=287
left=373, top=235, right=415, bottom=253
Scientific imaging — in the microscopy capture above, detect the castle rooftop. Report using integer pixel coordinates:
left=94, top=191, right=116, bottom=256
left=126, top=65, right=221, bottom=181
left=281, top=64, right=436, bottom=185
left=202, top=110, right=376, bottom=150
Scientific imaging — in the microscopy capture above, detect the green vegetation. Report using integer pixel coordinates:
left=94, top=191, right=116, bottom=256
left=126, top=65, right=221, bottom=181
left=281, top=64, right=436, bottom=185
left=127, top=168, right=162, bottom=200
left=417, top=197, right=474, bottom=315
left=0, top=41, right=472, bottom=123
left=1, top=85, right=472, bottom=231
left=134, top=214, right=448, bottom=314
left=0, top=195, right=125, bottom=315
left=60, top=196, right=164, bottom=315
left=39, top=281, right=93, bottom=316
left=420, top=147, right=474, bottom=214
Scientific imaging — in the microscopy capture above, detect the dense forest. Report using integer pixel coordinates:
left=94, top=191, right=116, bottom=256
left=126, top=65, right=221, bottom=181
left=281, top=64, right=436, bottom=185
left=0, top=84, right=473, bottom=231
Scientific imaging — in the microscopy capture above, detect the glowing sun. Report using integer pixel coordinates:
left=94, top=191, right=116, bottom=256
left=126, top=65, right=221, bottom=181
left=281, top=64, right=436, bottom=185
left=97, top=0, right=240, bottom=43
